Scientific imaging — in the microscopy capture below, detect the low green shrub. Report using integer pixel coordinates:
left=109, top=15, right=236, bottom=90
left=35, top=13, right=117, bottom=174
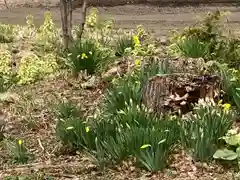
left=34, top=12, right=60, bottom=53
left=17, top=53, right=58, bottom=85
left=212, top=37, right=240, bottom=68
left=213, top=128, right=240, bottom=169
left=169, top=10, right=240, bottom=68
left=0, top=50, right=17, bottom=91
left=181, top=99, right=234, bottom=162
left=0, top=24, right=14, bottom=43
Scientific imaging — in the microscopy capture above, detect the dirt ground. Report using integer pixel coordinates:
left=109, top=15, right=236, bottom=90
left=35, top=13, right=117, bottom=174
left=1, top=2, right=240, bottom=180
left=0, top=3, right=240, bottom=37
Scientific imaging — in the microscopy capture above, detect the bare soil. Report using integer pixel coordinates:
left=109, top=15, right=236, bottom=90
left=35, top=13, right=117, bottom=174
left=0, top=2, right=240, bottom=180
left=0, top=4, right=240, bottom=37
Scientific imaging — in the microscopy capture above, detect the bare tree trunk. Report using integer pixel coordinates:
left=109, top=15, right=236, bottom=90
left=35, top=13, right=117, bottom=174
left=60, top=0, right=69, bottom=49
left=78, top=0, right=87, bottom=40
left=60, top=0, right=88, bottom=48
left=68, top=0, right=73, bottom=42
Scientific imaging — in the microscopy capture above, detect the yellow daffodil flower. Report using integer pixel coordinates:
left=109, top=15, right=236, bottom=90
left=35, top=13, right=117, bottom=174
left=85, top=126, right=90, bottom=133
left=135, top=59, right=141, bottom=66
left=81, top=53, right=88, bottom=59
left=132, top=35, right=140, bottom=46
left=223, top=103, right=231, bottom=113
left=18, top=139, right=23, bottom=145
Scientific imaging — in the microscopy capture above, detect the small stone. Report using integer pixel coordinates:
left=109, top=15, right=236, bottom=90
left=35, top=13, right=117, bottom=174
left=81, top=76, right=97, bottom=89
left=0, top=92, right=20, bottom=103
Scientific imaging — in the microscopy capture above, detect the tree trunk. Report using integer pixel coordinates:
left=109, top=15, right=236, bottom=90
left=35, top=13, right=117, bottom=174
left=77, top=0, right=87, bottom=40
left=60, top=0, right=69, bottom=49
left=68, top=0, right=73, bottom=42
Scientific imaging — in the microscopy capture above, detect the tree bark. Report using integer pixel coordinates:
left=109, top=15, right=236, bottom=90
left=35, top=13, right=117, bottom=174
left=78, top=0, right=87, bottom=40
left=68, top=0, right=73, bottom=42
left=60, top=0, right=69, bottom=49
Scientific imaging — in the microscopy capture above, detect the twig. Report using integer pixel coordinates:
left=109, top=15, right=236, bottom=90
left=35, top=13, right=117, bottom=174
left=4, top=0, right=9, bottom=9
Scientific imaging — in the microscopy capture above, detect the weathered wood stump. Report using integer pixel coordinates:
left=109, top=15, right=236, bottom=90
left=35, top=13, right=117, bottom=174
left=141, top=73, right=221, bottom=115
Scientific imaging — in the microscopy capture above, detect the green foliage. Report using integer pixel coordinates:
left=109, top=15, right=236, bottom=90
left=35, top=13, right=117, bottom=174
left=86, top=8, right=99, bottom=28
left=169, top=11, right=223, bottom=58
left=213, top=129, right=240, bottom=169
left=4, top=176, right=31, bottom=180
left=213, top=37, right=240, bottom=68
left=133, top=128, right=175, bottom=172
left=104, top=75, right=142, bottom=116
left=0, top=50, right=17, bottom=91
left=55, top=94, right=180, bottom=172
left=34, top=12, right=60, bottom=53
left=85, top=7, right=114, bottom=30
left=104, top=57, right=169, bottom=116
left=221, top=68, right=240, bottom=111
left=0, top=50, right=13, bottom=78
left=0, top=24, right=14, bottom=43
left=181, top=99, right=234, bottom=162
left=55, top=101, right=95, bottom=150
left=169, top=10, right=240, bottom=68
left=115, top=36, right=135, bottom=57
left=67, top=39, right=110, bottom=75
left=176, top=35, right=210, bottom=58
left=17, top=53, right=58, bottom=84
left=131, top=25, right=158, bottom=56
left=54, top=101, right=80, bottom=119
left=6, top=139, right=32, bottom=164
left=56, top=117, right=96, bottom=150
left=207, top=61, right=240, bottom=111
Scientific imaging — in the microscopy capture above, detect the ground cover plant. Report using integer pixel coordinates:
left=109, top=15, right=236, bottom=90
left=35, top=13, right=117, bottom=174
left=0, top=6, right=240, bottom=180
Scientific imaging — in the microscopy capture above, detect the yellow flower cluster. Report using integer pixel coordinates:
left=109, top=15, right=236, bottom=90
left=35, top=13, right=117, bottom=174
left=86, top=8, right=98, bottom=27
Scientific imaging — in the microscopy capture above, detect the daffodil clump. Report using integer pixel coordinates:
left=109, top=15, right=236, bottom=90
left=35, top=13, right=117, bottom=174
left=181, top=98, right=234, bottom=162
left=6, top=139, right=31, bottom=164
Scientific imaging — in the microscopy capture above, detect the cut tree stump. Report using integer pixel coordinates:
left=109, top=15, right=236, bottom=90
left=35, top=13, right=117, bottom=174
left=141, top=73, right=221, bottom=115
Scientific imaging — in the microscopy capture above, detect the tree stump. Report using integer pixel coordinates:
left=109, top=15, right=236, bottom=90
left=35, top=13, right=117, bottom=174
left=141, top=73, right=221, bottom=115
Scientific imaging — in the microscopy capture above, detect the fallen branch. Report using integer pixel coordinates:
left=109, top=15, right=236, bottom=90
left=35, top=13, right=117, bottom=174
left=4, top=0, right=9, bottom=9
left=3, top=161, right=89, bottom=172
